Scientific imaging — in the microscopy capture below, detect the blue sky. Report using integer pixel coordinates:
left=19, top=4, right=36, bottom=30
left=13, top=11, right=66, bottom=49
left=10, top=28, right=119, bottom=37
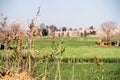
left=0, top=0, right=120, bottom=29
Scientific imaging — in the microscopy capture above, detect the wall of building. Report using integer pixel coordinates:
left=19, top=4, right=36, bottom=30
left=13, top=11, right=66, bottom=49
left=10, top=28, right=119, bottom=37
left=54, top=29, right=97, bottom=37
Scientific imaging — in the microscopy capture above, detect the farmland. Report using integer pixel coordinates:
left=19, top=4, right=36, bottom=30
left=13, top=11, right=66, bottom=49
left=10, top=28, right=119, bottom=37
left=33, top=37, right=120, bottom=79
left=0, top=37, right=120, bottom=80
left=34, top=37, right=120, bottom=60
left=35, top=63, right=120, bottom=80
left=1, top=0, right=120, bottom=79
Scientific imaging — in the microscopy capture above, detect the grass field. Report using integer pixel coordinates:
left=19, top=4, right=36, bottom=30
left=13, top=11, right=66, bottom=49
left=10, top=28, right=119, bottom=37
left=33, top=37, right=120, bottom=63
left=34, top=63, right=120, bottom=80
left=33, top=37, right=120, bottom=79
left=0, top=37, right=120, bottom=79
left=50, top=63, right=120, bottom=80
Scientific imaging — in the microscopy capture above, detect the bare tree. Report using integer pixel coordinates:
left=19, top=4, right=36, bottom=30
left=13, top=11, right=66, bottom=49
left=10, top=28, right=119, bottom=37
left=49, top=25, right=57, bottom=36
left=49, top=25, right=57, bottom=32
left=113, top=27, right=120, bottom=38
left=100, top=21, right=117, bottom=41
left=40, top=23, right=45, bottom=31
left=38, top=23, right=45, bottom=36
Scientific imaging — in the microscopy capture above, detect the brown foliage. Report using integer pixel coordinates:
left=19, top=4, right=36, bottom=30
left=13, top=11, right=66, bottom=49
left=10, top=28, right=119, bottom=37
left=0, top=71, right=33, bottom=80
left=29, top=20, right=38, bottom=36
left=101, top=21, right=117, bottom=41
left=94, top=56, right=100, bottom=66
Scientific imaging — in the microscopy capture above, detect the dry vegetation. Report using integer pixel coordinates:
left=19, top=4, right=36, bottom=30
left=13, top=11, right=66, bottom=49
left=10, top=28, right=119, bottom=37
left=0, top=14, right=35, bottom=79
left=0, top=8, right=52, bottom=79
left=0, top=13, right=65, bottom=80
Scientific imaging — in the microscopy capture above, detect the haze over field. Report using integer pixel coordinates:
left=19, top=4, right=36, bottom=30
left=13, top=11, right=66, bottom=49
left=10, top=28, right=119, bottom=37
left=0, top=0, right=120, bottom=28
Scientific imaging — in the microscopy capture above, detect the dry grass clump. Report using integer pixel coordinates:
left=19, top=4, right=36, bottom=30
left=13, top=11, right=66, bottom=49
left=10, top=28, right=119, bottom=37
left=0, top=14, right=35, bottom=79
left=0, top=71, right=33, bottom=80
left=0, top=10, right=48, bottom=79
left=94, top=56, right=100, bottom=66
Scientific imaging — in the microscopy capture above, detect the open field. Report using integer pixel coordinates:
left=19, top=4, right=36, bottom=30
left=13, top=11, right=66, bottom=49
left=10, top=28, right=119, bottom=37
left=33, top=37, right=120, bottom=63
left=32, top=37, right=120, bottom=79
left=0, top=37, right=120, bottom=79
left=1, top=37, right=120, bottom=60
left=1, top=0, right=120, bottom=79
left=34, top=63, right=120, bottom=80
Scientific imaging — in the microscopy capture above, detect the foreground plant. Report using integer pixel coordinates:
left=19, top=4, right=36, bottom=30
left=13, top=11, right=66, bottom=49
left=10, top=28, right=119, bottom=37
left=0, top=7, right=40, bottom=79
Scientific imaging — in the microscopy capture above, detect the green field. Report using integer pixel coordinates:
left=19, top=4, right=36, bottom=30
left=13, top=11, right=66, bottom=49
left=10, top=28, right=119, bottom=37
left=33, top=37, right=120, bottom=62
left=33, top=63, right=120, bottom=80
left=0, top=37, right=120, bottom=79
left=31, top=37, right=120, bottom=79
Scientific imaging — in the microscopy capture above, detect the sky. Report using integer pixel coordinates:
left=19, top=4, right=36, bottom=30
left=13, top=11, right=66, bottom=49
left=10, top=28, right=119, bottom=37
left=0, top=0, right=120, bottom=29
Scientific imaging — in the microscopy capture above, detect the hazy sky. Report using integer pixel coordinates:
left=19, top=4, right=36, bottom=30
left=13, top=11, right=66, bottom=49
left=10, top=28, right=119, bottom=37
left=0, top=0, right=120, bottom=28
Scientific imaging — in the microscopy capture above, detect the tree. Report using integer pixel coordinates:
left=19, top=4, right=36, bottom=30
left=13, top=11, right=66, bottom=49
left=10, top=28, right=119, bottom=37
left=49, top=25, right=57, bottom=36
left=90, top=31, right=96, bottom=35
left=69, top=28, right=72, bottom=31
left=84, top=30, right=87, bottom=37
left=112, top=27, right=120, bottom=38
left=39, top=23, right=45, bottom=31
left=101, top=21, right=117, bottom=41
left=79, top=27, right=83, bottom=30
left=38, top=23, right=45, bottom=36
left=42, top=28, right=48, bottom=36
left=74, top=28, right=77, bottom=31
left=46, top=25, right=49, bottom=29
left=62, top=26, right=67, bottom=31
left=49, top=25, right=57, bottom=32
left=89, top=26, right=94, bottom=30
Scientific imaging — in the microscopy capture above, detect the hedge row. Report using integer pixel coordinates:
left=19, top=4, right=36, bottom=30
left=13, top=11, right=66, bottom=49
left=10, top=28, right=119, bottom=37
left=32, top=57, right=120, bottom=64
left=0, top=55, right=120, bottom=64
left=61, top=58, right=120, bottom=63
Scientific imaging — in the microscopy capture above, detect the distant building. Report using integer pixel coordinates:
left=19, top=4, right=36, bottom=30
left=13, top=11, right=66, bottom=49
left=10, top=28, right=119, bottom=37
left=54, top=29, right=97, bottom=37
